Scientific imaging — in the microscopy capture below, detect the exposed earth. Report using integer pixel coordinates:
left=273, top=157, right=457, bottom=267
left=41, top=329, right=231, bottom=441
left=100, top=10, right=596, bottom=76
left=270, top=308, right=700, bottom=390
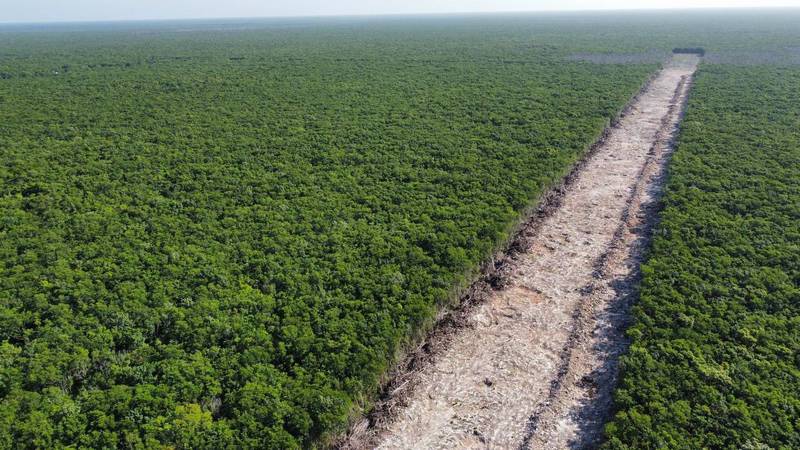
left=342, top=55, right=699, bottom=450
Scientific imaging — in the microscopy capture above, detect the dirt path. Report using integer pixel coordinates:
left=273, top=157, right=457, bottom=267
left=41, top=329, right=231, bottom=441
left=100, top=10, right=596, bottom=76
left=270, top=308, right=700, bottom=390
left=341, top=55, right=698, bottom=450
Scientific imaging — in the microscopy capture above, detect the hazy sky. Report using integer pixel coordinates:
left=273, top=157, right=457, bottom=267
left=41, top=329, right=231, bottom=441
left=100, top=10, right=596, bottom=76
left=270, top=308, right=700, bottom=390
left=1, top=0, right=799, bottom=23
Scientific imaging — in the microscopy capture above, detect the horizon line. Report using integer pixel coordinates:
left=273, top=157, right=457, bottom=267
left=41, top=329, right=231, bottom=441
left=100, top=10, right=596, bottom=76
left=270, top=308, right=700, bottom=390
left=1, top=5, right=799, bottom=26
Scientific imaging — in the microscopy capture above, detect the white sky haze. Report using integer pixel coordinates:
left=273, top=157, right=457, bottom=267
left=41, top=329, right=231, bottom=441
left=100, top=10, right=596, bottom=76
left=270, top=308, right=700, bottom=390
left=1, top=0, right=799, bottom=23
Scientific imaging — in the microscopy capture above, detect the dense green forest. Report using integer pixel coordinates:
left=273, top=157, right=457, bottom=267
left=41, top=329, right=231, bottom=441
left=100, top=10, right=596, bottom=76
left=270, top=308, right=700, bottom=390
left=1, top=10, right=799, bottom=449
left=603, top=66, right=800, bottom=448
left=0, top=15, right=657, bottom=450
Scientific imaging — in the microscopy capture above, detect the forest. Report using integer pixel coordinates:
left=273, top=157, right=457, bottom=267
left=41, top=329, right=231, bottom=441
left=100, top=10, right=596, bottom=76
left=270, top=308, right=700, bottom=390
left=1, top=10, right=799, bottom=449
left=0, top=15, right=656, bottom=449
left=603, top=65, right=800, bottom=448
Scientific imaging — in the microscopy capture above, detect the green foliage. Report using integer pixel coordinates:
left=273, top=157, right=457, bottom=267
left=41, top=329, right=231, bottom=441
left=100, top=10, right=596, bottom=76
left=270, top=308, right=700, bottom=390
left=2, top=10, right=800, bottom=449
left=0, top=15, right=655, bottom=449
left=603, top=65, right=800, bottom=449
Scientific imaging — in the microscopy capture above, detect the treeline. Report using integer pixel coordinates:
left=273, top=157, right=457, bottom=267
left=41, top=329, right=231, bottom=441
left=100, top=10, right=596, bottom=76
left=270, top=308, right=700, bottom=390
left=603, top=65, right=800, bottom=448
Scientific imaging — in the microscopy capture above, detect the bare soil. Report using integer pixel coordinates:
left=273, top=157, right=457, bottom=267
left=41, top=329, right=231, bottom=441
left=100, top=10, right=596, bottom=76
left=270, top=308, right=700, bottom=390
left=339, top=55, right=699, bottom=450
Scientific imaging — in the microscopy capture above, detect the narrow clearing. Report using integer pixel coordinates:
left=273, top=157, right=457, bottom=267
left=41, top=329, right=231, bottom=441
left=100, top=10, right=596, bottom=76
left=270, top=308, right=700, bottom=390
left=342, top=55, right=699, bottom=450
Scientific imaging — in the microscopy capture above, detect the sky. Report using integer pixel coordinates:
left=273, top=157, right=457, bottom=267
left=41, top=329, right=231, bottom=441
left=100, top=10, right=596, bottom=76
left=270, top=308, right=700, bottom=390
left=1, top=0, right=799, bottom=23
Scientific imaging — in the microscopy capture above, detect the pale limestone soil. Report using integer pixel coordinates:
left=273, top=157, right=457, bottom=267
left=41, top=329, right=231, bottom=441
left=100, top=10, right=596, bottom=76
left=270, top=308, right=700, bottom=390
left=344, top=55, right=698, bottom=450
left=522, top=56, right=698, bottom=450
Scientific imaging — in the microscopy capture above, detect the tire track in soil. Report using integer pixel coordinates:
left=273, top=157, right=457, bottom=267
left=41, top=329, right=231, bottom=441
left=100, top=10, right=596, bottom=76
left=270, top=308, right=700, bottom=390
left=339, top=55, right=699, bottom=450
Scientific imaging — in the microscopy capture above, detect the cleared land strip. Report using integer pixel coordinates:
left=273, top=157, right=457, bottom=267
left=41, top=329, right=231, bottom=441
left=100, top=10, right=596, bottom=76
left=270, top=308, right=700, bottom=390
left=342, top=55, right=698, bottom=449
